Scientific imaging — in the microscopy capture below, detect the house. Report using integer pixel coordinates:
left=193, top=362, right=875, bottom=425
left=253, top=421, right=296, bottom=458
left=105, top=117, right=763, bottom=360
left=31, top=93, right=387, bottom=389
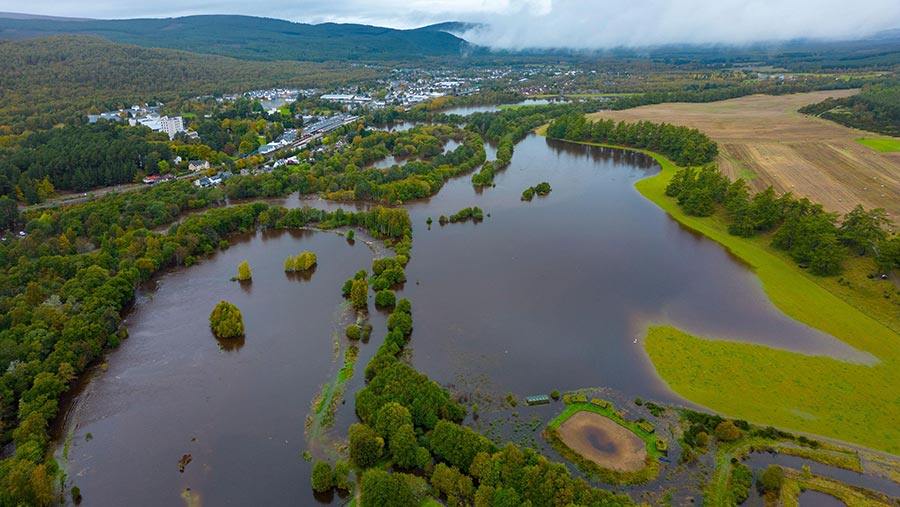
left=194, top=177, right=211, bottom=188
left=189, top=160, right=210, bottom=172
left=142, top=174, right=161, bottom=184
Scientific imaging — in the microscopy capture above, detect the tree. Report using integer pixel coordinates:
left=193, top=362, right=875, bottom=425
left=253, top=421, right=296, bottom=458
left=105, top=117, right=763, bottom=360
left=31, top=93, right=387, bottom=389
left=390, top=424, right=420, bottom=468
left=840, top=205, right=891, bottom=255
left=387, top=311, right=413, bottom=336
left=295, top=251, right=317, bottom=271
left=349, top=423, right=384, bottom=469
left=0, top=195, right=18, bottom=230
left=350, top=279, right=369, bottom=309
left=284, top=256, right=296, bottom=272
left=209, top=301, right=245, bottom=339
left=332, top=461, right=352, bottom=491
left=375, top=290, right=396, bottom=307
left=311, top=461, right=333, bottom=492
left=758, top=465, right=784, bottom=494
left=714, top=420, right=742, bottom=442
left=360, top=469, right=419, bottom=507
left=373, top=402, right=412, bottom=441
left=237, top=260, right=252, bottom=281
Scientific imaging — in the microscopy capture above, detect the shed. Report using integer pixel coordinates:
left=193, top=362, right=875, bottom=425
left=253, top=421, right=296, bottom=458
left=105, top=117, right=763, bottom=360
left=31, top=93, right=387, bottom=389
left=525, top=395, right=551, bottom=406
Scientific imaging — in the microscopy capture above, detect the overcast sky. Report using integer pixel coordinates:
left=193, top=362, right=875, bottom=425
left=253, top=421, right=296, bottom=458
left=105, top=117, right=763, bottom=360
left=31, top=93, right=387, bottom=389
left=3, top=0, right=900, bottom=48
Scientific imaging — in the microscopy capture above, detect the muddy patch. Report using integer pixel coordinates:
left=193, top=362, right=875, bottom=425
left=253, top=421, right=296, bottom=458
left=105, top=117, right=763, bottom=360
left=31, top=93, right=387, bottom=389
left=557, top=411, right=647, bottom=472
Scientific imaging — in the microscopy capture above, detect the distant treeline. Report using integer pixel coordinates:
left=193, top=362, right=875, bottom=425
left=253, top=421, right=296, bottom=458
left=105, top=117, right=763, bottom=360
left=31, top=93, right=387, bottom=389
left=546, top=114, right=718, bottom=166
left=612, top=76, right=862, bottom=110
left=667, top=165, right=898, bottom=275
left=799, top=82, right=900, bottom=136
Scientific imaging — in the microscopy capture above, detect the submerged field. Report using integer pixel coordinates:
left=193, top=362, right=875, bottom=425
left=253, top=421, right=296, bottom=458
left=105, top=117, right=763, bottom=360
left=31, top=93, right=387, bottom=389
left=589, top=90, right=900, bottom=220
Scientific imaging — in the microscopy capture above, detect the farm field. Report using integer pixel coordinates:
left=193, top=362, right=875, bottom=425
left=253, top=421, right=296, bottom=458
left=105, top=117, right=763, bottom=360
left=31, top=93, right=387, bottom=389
left=589, top=90, right=900, bottom=220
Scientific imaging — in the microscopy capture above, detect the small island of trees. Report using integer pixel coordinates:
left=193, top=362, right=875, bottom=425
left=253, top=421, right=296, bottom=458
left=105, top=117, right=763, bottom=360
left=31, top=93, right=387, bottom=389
left=522, top=182, right=552, bottom=201
left=209, top=301, right=245, bottom=339
left=285, top=251, right=317, bottom=273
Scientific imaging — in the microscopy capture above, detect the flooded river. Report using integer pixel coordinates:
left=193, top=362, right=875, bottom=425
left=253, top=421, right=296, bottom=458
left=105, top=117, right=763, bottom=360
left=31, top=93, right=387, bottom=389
left=54, top=130, right=869, bottom=505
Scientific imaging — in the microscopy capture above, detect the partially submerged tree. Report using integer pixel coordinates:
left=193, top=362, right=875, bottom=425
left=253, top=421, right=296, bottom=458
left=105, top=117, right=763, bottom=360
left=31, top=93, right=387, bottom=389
left=210, top=301, right=245, bottom=339
left=237, top=260, right=252, bottom=281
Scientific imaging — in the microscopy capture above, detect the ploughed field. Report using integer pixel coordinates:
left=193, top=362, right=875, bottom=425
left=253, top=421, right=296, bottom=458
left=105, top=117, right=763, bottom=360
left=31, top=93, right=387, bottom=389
left=589, top=90, right=900, bottom=221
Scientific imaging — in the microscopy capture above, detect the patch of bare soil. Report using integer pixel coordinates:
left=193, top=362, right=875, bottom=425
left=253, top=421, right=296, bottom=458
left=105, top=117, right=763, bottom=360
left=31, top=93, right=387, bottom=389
left=557, top=411, right=647, bottom=472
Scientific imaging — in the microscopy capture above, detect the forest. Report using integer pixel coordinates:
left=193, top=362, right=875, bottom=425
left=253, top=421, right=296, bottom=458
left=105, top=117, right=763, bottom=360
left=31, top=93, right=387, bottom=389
left=0, top=35, right=381, bottom=133
left=799, top=81, right=900, bottom=136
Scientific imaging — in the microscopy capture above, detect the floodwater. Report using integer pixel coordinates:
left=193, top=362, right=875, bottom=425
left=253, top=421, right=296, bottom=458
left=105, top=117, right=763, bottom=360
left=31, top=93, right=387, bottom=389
left=53, top=132, right=871, bottom=506
left=744, top=451, right=900, bottom=498
left=798, top=490, right=847, bottom=507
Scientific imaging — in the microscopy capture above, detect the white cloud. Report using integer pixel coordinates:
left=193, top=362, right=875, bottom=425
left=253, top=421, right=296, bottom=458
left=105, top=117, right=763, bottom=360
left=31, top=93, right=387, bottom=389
left=3, top=0, right=899, bottom=47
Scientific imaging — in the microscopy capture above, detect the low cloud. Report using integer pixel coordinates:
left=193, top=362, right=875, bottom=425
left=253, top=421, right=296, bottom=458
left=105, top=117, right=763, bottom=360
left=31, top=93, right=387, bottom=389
left=8, top=0, right=900, bottom=47
left=458, top=0, right=900, bottom=49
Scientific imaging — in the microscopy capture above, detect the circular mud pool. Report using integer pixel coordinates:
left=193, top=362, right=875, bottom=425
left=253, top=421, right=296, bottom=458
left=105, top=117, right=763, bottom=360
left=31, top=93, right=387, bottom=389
left=557, top=411, right=647, bottom=472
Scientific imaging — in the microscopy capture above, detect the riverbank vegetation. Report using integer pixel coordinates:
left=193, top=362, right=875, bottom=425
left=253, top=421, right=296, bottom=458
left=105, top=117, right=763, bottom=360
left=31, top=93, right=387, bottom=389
left=209, top=301, right=244, bottom=339
left=440, top=207, right=484, bottom=225
left=546, top=113, right=718, bottom=166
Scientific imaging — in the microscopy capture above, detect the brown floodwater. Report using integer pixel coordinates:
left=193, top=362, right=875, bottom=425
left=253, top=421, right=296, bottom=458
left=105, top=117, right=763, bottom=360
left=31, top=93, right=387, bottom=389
left=53, top=133, right=870, bottom=506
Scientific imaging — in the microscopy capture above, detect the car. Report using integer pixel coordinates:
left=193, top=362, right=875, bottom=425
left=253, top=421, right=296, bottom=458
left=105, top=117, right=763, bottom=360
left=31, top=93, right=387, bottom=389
left=18, top=231, right=27, bottom=237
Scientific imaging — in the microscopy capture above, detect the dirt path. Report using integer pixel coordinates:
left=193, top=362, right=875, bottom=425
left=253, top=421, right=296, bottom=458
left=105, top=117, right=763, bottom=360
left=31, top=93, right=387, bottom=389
left=589, top=90, right=900, bottom=223
left=557, top=411, right=647, bottom=472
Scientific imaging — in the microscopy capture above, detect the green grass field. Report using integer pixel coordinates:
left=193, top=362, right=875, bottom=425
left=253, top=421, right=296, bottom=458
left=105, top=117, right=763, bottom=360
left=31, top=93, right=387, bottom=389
left=855, top=138, right=900, bottom=152
left=542, top=134, right=900, bottom=454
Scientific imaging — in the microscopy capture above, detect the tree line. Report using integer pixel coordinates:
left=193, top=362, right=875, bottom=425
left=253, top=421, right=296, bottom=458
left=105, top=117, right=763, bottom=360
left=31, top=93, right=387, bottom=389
left=799, top=81, right=900, bottom=136
left=547, top=113, right=718, bottom=166
left=666, top=165, right=899, bottom=275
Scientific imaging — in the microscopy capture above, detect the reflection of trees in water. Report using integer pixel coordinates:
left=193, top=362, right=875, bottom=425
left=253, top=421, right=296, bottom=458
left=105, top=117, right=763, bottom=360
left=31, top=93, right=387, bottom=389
left=544, top=137, right=657, bottom=169
left=285, top=265, right=317, bottom=282
left=217, top=335, right=246, bottom=352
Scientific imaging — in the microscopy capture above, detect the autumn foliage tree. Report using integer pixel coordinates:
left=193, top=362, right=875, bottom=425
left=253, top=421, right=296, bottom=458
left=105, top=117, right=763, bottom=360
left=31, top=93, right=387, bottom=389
left=209, top=301, right=245, bottom=339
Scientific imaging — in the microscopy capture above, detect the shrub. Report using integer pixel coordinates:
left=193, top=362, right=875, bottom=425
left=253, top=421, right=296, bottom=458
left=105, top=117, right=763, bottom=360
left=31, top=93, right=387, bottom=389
left=346, top=229, right=355, bottom=240
left=350, top=279, right=369, bottom=309
left=635, top=397, right=643, bottom=406
left=550, top=390, right=560, bottom=400
left=209, top=301, right=245, bottom=339
left=346, top=324, right=361, bottom=340
left=715, top=420, right=742, bottom=442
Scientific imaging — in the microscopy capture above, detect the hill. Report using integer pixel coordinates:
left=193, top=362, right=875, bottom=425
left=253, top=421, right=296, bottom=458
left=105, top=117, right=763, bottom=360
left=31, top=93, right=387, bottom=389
left=0, top=14, right=472, bottom=62
left=0, top=35, right=381, bottom=132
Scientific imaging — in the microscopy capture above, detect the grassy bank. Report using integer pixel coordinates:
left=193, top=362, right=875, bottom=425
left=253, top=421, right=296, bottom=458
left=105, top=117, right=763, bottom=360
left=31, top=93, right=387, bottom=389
left=544, top=402, right=662, bottom=485
left=542, top=134, right=900, bottom=454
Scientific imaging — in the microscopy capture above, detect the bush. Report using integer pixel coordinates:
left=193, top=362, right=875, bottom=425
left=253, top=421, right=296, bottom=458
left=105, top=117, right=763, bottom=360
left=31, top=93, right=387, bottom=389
left=387, top=311, right=413, bottom=336
left=758, top=465, right=784, bottom=494
left=350, top=279, right=368, bottom=309
left=715, top=420, right=742, bottom=442
left=375, top=290, right=396, bottom=307
left=209, top=301, right=245, bottom=339
left=550, top=390, right=560, bottom=400
left=311, top=461, right=333, bottom=493
left=346, top=229, right=355, bottom=240
left=346, top=324, right=361, bottom=340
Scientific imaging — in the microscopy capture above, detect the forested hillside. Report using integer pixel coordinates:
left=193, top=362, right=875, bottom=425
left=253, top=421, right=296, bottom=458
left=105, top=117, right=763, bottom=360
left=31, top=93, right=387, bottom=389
left=0, top=15, right=471, bottom=62
left=0, top=35, right=381, bottom=132
left=799, top=82, right=900, bottom=136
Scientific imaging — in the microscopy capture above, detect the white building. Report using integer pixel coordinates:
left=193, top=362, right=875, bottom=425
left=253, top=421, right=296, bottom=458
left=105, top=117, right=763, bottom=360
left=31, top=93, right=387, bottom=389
left=159, top=116, right=186, bottom=140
